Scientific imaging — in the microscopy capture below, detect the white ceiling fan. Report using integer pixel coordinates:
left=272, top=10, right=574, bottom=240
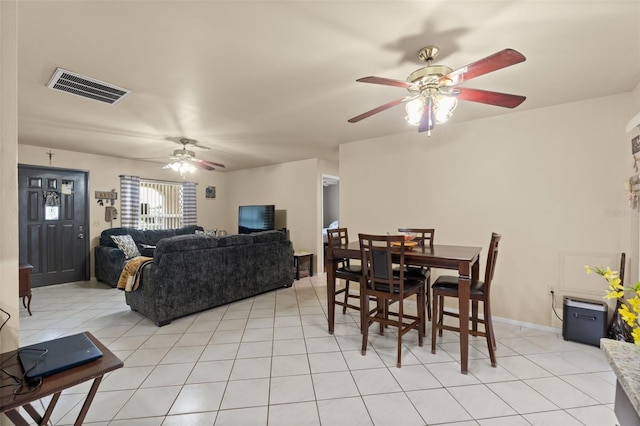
left=163, top=137, right=225, bottom=176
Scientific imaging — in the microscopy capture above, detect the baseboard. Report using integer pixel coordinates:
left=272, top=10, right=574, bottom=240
left=443, top=307, right=561, bottom=334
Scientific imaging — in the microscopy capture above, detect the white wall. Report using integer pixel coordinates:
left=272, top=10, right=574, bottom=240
left=0, top=0, right=19, bottom=354
left=340, top=93, right=635, bottom=327
left=18, top=145, right=227, bottom=277
left=226, top=158, right=338, bottom=274
left=631, top=81, right=640, bottom=113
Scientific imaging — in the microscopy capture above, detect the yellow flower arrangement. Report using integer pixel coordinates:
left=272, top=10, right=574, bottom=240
left=585, top=265, right=640, bottom=344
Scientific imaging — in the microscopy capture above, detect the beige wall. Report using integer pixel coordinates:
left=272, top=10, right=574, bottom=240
left=0, top=0, right=18, bottom=354
left=226, top=158, right=338, bottom=273
left=18, top=145, right=228, bottom=277
left=340, top=92, right=636, bottom=328
left=631, top=81, right=640, bottom=112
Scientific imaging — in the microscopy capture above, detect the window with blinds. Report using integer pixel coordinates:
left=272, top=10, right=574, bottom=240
left=139, top=180, right=184, bottom=230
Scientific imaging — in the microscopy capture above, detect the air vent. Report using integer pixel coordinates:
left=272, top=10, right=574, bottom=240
left=46, top=68, right=131, bottom=105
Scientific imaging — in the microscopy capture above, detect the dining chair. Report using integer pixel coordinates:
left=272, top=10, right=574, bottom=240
left=398, top=228, right=434, bottom=322
left=359, top=233, right=425, bottom=367
left=326, top=228, right=362, bottom=315
left=431, top=232, right=501, bottom=367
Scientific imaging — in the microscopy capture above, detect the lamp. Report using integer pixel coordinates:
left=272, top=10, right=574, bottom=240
left=164, top=160, right=196, bottom=178
left=405, top=94, right=457, bottom=130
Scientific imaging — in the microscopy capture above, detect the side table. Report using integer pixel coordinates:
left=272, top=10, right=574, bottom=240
left=0, top=332, right=123, bottom=426
left=293, top=252, right=313, bottom=280
left=19, top=263, right=33, bottom=316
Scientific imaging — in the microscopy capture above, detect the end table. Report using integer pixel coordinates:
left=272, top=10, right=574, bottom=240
left=293, top=252, right=313, bottom=280
left=19, top=263, right=33, bottom=316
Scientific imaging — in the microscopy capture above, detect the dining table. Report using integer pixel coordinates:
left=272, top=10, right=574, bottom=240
left=326, top=240, right=482, bottom=374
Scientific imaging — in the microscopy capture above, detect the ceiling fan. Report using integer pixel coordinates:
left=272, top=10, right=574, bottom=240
left=163, top=137, right=225, bottom=176
left=348, top=46, right=527, bottom=135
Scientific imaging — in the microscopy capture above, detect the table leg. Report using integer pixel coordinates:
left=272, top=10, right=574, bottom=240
left=327, top=260, right=336, bottom=334
left=41, top=391, right=61, bottom=425
left=22, top=294, right=32, bottom=316
left=458, top=261, right=471, bottom=375
left=74, top=376, right=103, bottom=425
left=4, top=409, right=31, bottom=426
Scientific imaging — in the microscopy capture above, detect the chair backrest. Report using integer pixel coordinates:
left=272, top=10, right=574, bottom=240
left=326, top=227, right=350, bottom=262
left=484, top=233, right=502, bottom=288
left=359, top=233, right=406, bottom=294
left=397, top=228, right=435, bottom=248
left=620, top=252, right=626, bottom=286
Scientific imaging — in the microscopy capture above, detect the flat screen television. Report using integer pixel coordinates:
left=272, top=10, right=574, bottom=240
left=238, top=205, right=275, bottom=234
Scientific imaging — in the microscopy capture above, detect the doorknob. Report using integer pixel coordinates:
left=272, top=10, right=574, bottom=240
left=77, top=233, right=85, bottom=239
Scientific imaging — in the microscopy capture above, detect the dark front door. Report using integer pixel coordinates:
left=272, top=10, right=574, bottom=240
left=18, top=165, right=89, bottom=287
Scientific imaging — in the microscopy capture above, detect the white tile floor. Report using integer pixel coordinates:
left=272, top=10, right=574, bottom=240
left=12, top=274, right=621, bottom=425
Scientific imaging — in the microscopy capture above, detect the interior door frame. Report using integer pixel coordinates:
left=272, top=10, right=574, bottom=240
left=320, top=174, right=340, bottom=271
left=18, top=164, right=90, bottom=284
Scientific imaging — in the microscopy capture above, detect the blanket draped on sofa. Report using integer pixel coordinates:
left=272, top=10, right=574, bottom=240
left=117, top=256, right=153, bottom=291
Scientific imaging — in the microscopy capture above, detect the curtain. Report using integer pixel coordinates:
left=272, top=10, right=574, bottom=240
left=120, top=175, right=140, bottom=228
left=182, top=181, right=197, bottom=226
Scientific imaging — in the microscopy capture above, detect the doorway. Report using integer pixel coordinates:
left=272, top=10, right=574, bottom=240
left=321, top=174, right=340, bottom=271
left=18, top=165, right=90, bottom=287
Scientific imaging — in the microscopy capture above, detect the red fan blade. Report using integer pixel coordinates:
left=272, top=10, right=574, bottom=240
left=443, top=49, right=526, bottom=85
left=456, top=87, right=526, bottom=108
left=356, top=76, right=413, bottom=89
left=348, top=96, right=416, bottom=123
left=418, top=98, right=434, bottom=133
left=192, top=158, right=225, bottom=170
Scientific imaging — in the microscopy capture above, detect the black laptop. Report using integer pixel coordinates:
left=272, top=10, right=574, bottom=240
left=18, top=332, right=103, bottom=382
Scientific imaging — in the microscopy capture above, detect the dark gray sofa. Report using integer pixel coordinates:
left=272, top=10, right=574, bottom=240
left=95, top=225, right=203, bottom=287
left=125, top=230, right=294, bottom=326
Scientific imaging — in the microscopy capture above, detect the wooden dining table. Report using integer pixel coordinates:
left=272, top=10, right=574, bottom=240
left=326, top=240, right=482, bottom=374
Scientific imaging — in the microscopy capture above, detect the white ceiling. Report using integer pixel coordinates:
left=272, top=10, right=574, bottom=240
left=17, top=1, right=640, bottom=172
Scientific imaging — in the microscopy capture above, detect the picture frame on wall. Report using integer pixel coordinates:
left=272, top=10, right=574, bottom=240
left=206, top=186, right=216, bottom=199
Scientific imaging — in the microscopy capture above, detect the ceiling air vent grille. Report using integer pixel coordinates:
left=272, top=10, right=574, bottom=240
left=46, top=68, right=131, bottom=105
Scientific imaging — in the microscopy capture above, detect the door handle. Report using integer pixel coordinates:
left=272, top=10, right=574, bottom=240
left=77, top=233, right=84, bottom=239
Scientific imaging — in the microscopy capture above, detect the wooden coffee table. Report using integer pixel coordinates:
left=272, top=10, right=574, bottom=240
left=0, top=332, right=123, bottom=425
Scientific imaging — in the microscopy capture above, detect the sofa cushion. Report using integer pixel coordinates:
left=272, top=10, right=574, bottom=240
left=100, top=227, right=147, bottom=247
left=111, top=234, right=141, bottom=259
left=176, top=225, right=204, bottom=235
left=144, top=229, right=177, bottom=245
left=154, top=235, right=219, bottom=263
left=216, top=234, right=253, bottom=247
left=196, top=229, right=217, bottom=236
left=252, top=230, right=286, bottom=243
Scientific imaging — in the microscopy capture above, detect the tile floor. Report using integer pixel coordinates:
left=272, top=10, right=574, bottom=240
left=11, top=274, right=621, bottom=425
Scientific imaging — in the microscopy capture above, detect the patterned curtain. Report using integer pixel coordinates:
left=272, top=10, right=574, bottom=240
left=120, top=175, right=140, bottom=228
left=182, top=181, right=197, bottom=226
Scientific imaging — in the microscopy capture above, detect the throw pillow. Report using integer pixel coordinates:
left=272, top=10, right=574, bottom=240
left=111, top=234, right=141, bottom=259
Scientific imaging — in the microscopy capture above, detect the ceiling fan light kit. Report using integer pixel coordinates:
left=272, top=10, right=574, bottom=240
left=349, top=45, right=527, bottom=136
left=163, top=137, right=225, bottom=178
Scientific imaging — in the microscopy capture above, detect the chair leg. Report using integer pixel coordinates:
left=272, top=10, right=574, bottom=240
left=380, top=300, right=387, bottom=334
left=343, top=280, right=350, bottom=314
left=361, top=290, right=370, bottom=356
left=471, top=300, right=478, bottom=332
left=418, top=286, right=425, bottom=348
left=484, top=300, right=496, bottom=367
left=425, top=276, right=431, bottom=322
left=437, top=295, right=444, bottom=337
left=397, top=300, right=403, bottom=368
left=431, top=290, right=439, bottom=354
left=471, top=300, right=478, bottom=331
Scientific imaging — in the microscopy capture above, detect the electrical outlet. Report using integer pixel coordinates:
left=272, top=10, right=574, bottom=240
left=547, top=285, right=554, bottom=295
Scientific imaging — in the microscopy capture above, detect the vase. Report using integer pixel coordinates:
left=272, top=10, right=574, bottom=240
left=608, top=299, right=634, bottom=343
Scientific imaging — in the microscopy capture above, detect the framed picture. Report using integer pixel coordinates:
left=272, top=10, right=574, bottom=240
left=206, top=186, right=216, bottom=199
